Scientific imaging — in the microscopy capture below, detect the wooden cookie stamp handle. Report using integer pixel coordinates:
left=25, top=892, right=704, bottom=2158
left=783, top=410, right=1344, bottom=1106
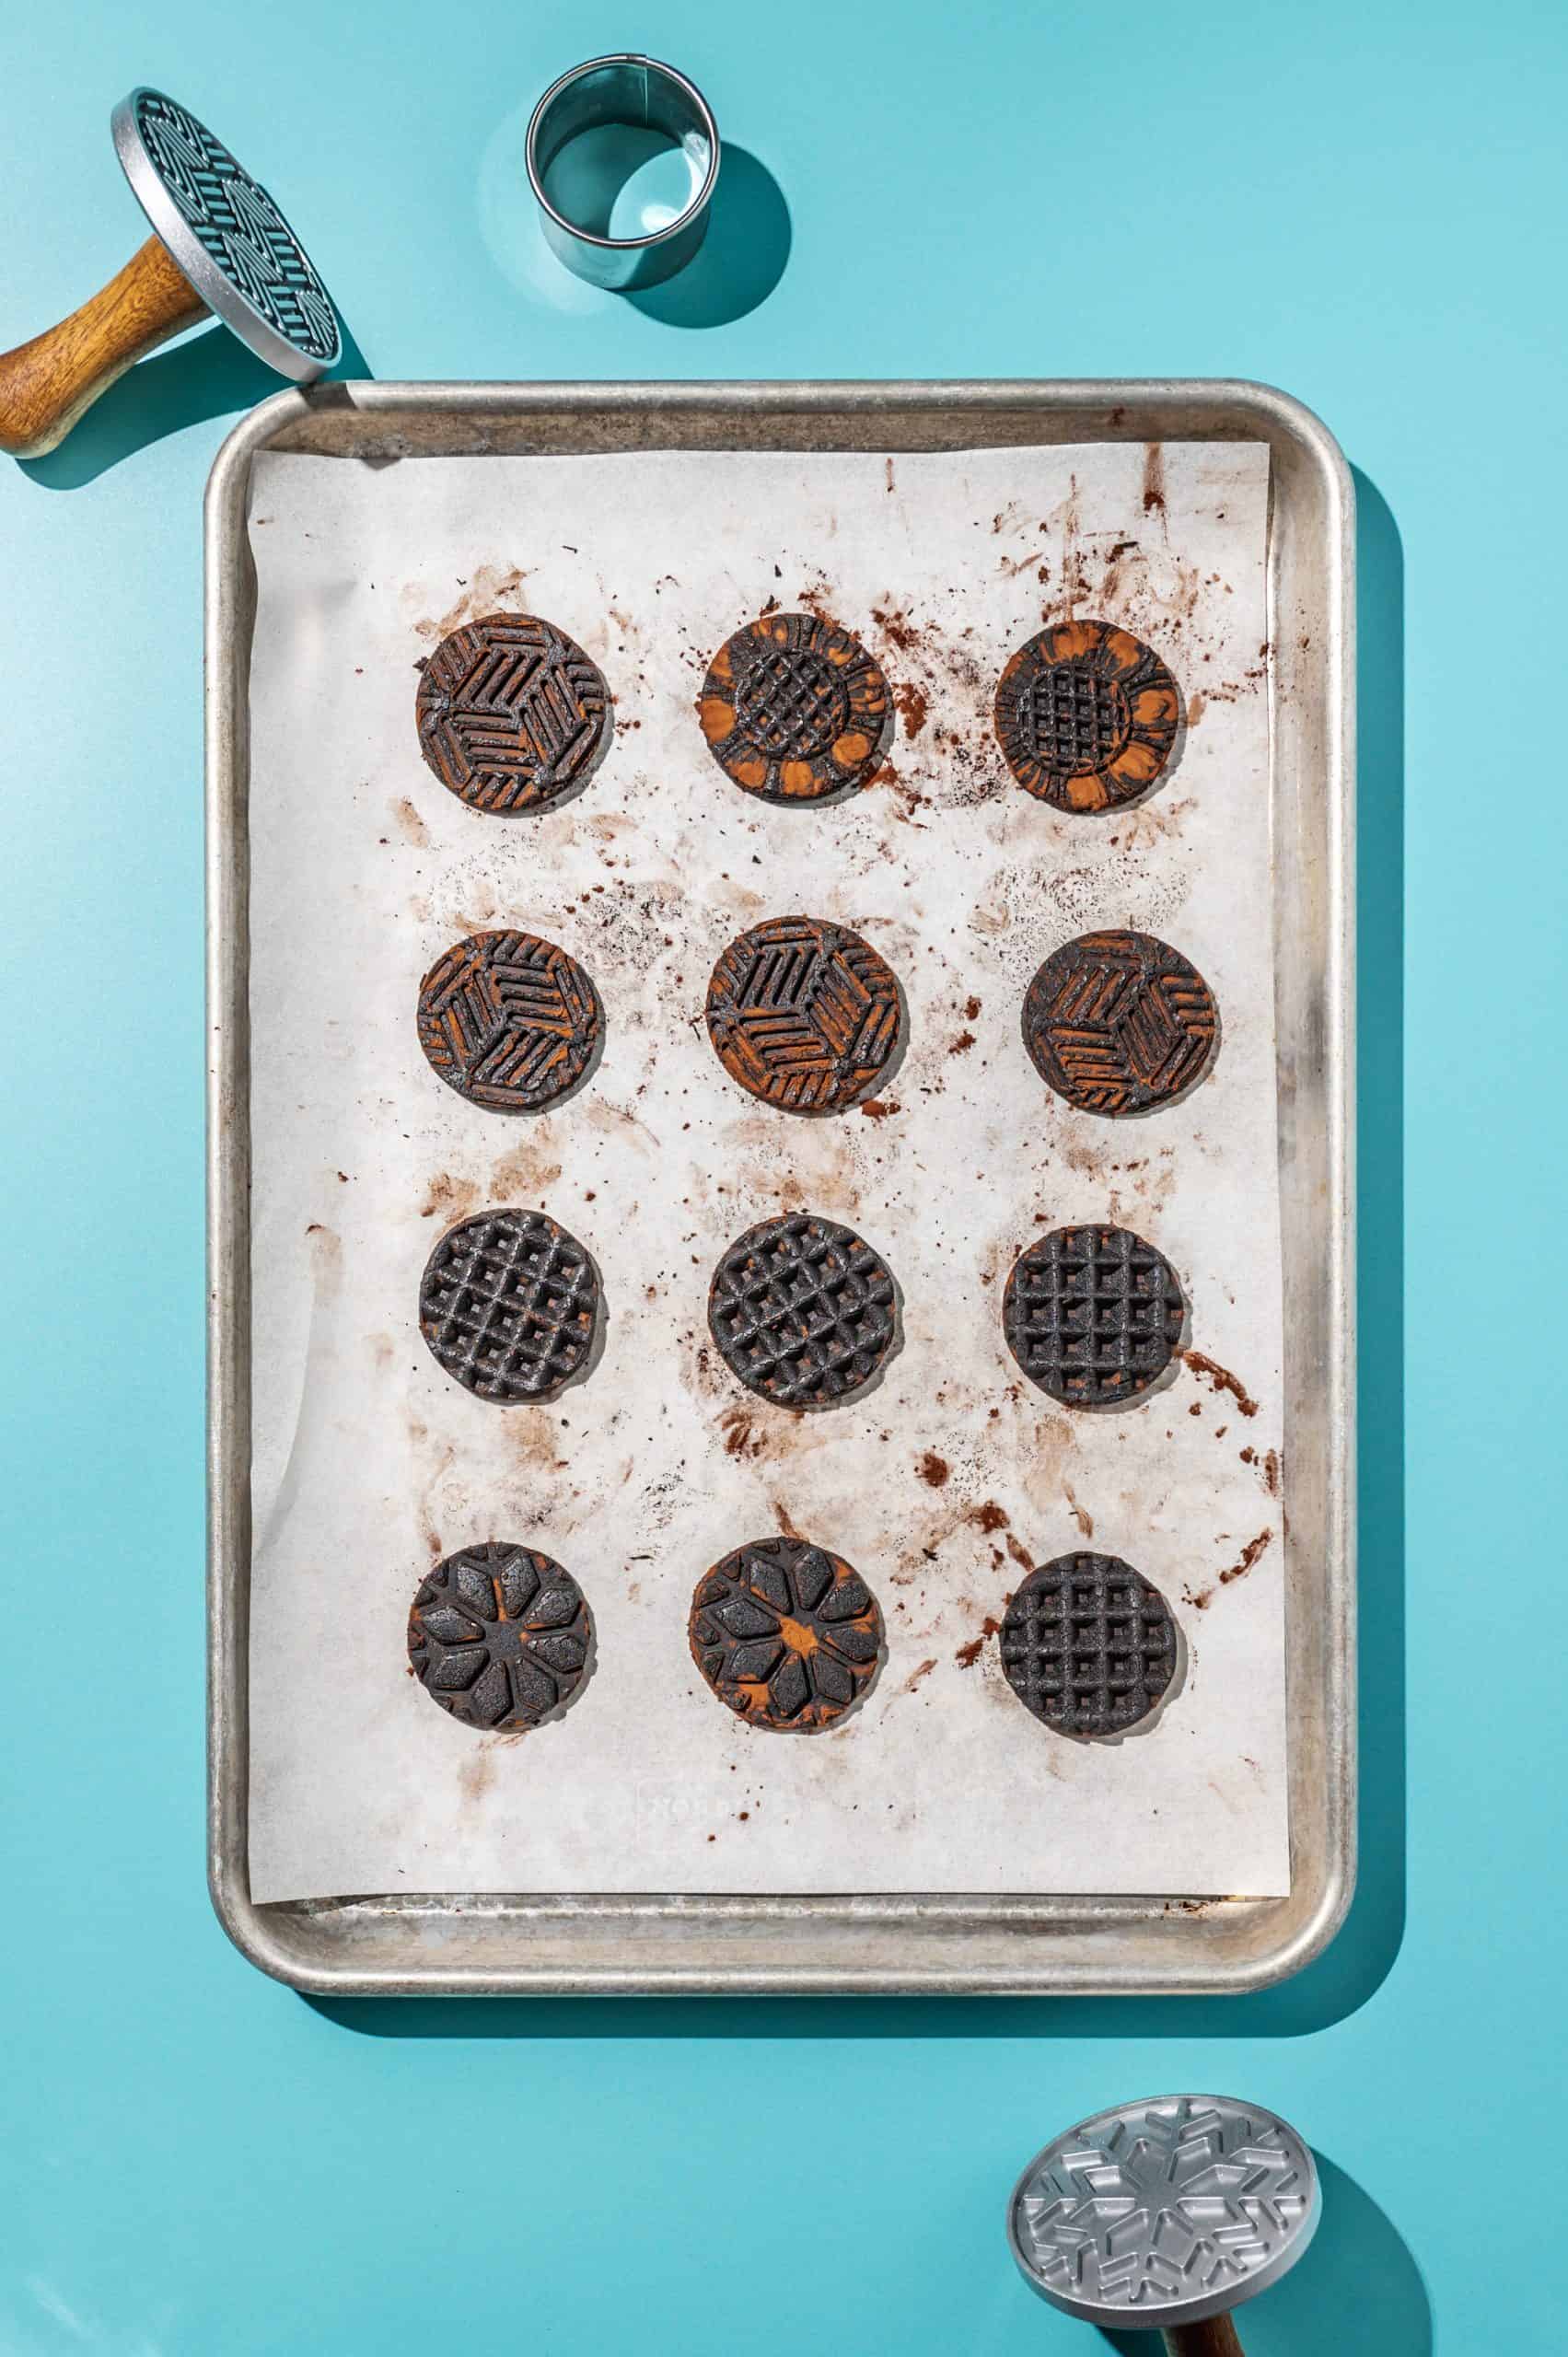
left=1164, top=2316, right=1246, bottom=2356
left=0, top=235, right=207, bottom=458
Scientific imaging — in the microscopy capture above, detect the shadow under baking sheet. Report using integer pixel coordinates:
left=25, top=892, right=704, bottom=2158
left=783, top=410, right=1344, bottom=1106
left=304, top=466, right=1405, bottom=2049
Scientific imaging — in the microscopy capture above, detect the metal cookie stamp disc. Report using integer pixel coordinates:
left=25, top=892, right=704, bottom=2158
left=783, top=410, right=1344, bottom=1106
left=408, top=1543, right=593, bottom=1731
left=111, top=87, right=340, bottom=378
left=1008, top=2094, right=1321, bottom=2329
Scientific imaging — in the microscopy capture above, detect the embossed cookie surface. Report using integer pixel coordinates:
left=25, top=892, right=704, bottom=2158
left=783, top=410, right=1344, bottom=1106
left=408, top=1543, right=592, bottom=1730
left=1004, top=1225, right=1183, bottom=1408
left=705, top=916, right=902, bottom=1114
left=415, top=612, right=612, bottom=814
left=994, top=619, right=1179, bottom=812
left=999, top=1551, right=1178, bottom=1738
left=419, top=1208, right=598, bottom=1403
left=1022, top=929, right=1218, bottom=1114
left=689, top=1536, right=884, bottom=1730
left=709, top=1212, right=898, bottom=1409
left=701, top=612, right=889, bottom=801
left=417, top=930, right=601, bottom=1112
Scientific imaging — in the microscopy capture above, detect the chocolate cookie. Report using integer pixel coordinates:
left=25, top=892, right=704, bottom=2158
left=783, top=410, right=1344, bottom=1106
left=700, top=612, right=889, bottom=802
left=689, top=1536, right=884, bottom=1731
left=994, top=620, right=1180, bottom=813
left=415, top=612, right=612, bottom=814
left=1023, top=929, right=1218, bottom=1115
left=408, top=1542, right=592, bottom=1730
left=1000, top=1551, right=1179, bottom=1738
left=708, top=1212, right=898, bottom=1409
left=417, top=930, right=601, bottom=1112
left=705, top=916, right=902, bottom=1115
left=419, top=1208, right=598, bottom=1403
left=1004, top=1225, right=1184, bottom=1408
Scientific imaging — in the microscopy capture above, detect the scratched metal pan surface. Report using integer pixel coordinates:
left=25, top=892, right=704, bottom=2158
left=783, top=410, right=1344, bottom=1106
left=205, top=380, right=1354, bottom=1995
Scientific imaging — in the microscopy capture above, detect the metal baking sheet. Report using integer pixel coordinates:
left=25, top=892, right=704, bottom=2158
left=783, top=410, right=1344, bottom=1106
left=207, top=380, right=1354, bottom=1994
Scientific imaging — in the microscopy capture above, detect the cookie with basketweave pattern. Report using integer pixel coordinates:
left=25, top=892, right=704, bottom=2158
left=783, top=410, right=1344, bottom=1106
left=689, top=1536, right=885, bottom=1730
left=419, top=1208, right=599, bottom=1404
left=1004, top=1225, right=1184, bottom=1408
left=408, top=1543, right=592, bottom=1730
left=415, top=612, right=612, bottom=814
left=700, top=612, right=890, bottom=802
left=708, top=1212, right=898, bottom=1409
left=705, top=915, right=903, bottom=1114
left=994, top=620, right=1180, bottom=812
left=999, top=1551, right=1179, bottom=1738
left=1023, top=929, right=1218, bottom=1114
left=417, top=930, right=601, bottom=1112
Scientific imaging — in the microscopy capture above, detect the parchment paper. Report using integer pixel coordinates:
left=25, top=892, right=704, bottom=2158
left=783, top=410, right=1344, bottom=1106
left=243, top=439, right=1288, bottom=1903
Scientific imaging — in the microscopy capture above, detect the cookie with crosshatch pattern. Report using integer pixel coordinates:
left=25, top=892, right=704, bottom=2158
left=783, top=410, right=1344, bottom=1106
left=689, top=1536, right=885, bottom=1731
left=408, top=1543, right=592, bottom=1730
left=414, top=612, right=612, bottom=814
left=1022, top=929, right=1218, bottom=1115
left=708, top=1212, right=898, bottom=1409
left=1003, top=1224, right=1183, bottom=1408
left=704, top=915, right=902, bottom=1115
left=700, top=611, right=890, bottom=802
left=416, top=930, right=601, bottom=1113
left=999, top=1551, right=1179, bottom=1738
left=418, top=1207, right=598, bottom=1403
left=994, top=619, right=1180, bottom=813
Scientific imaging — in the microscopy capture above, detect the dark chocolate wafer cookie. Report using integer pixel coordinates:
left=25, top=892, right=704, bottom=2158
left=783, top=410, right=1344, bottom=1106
left=419, top=1207, right=598, bottom=1403
left=994, top=619, right=1180, bottom=813
left=1000, top=1551, right=1179, bottom=1738
left=415, top=612, right=612, bottom=814
left=417, top=930, right=601, bottom=1112
left=705, top=916, right=902, bottom=1115
left=700, top=612, right=890, bottom=802
left=1023, top=929, right=1218, bottom=1115
left=408, top=1542, right=592, bottom=1730
left=689, top=1536, right=884, bottom=1731
left=1004, top=1225, right=1183, bottom=1408
left=709, top=1212, right=898, bottom=1409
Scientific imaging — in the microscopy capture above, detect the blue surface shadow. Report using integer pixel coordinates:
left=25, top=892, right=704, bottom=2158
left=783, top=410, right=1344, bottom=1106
left=625, top=145, right=790, bottom=327
left=17, top=314, right=373, bottom=490
left=310, top=468, right=1405, bottom=2048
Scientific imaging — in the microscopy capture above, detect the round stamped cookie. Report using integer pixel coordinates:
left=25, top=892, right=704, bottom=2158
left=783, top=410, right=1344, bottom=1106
left=999, top=1551, right=1179, bottom=1739
left=700, top=611, right=889, bottom=802
left=408, top=1542, right=592, bottom=1730
left=1003, top=1225, right=1184, bottom=1408
left=1022, top=928, right=1218, bottom=1115
left=419, top=1207, right=599, bottom=1404
left=705, top=915, right=903, bottom=1115
left=708, top=1211, right=898, bottom=1410
left=417, top=930, right=601, bottom=1113
left=689, top=1535, right=885, bottom=1731
left=994, top=619, right=1180, bottom=813
left=415, top=611, right=612, bottom=814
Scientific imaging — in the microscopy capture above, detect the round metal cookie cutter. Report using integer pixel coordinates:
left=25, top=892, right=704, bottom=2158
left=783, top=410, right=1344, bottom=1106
left=1007, top=2093, right=1321, bottom=2352
left=526, top=54, right=720, bottom=290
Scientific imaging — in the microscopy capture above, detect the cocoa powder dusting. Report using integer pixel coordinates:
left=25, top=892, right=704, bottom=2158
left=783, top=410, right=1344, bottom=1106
left=1182, top=1349, right=1260, bottom=1417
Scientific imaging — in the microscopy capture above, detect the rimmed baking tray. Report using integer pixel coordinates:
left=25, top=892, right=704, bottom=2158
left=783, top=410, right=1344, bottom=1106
left=207, top=379, right=1354, bottom=1995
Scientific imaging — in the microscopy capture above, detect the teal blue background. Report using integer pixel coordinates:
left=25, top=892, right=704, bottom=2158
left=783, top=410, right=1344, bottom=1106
left=3, top=0, right=1562, bottom=2346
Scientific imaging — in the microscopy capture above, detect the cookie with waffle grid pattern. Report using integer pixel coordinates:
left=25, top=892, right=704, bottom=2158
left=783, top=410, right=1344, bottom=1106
left=705, top=915, right=903, bottom=1115
left=999, top=1551, right=1179, bottom=1738
left=418, top=1207, right=598, bottom=1404
left=689, top=1536, right=885, bottom=1731
left=700, top=612, right=890, bottom=802
left=416, top=929, right=601, bottom=1112
left=708, top=1212, right=898, bottom=1410
left=1022, top=928, right=1218, bottom=1115
left=994, top=619, right=1180, bottom=813
left=415, top=612, right=612, bottom=815
left=407, top=1543, right=592, bottom=1730
left=1004, top=1225, right=1184, bottom=1408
